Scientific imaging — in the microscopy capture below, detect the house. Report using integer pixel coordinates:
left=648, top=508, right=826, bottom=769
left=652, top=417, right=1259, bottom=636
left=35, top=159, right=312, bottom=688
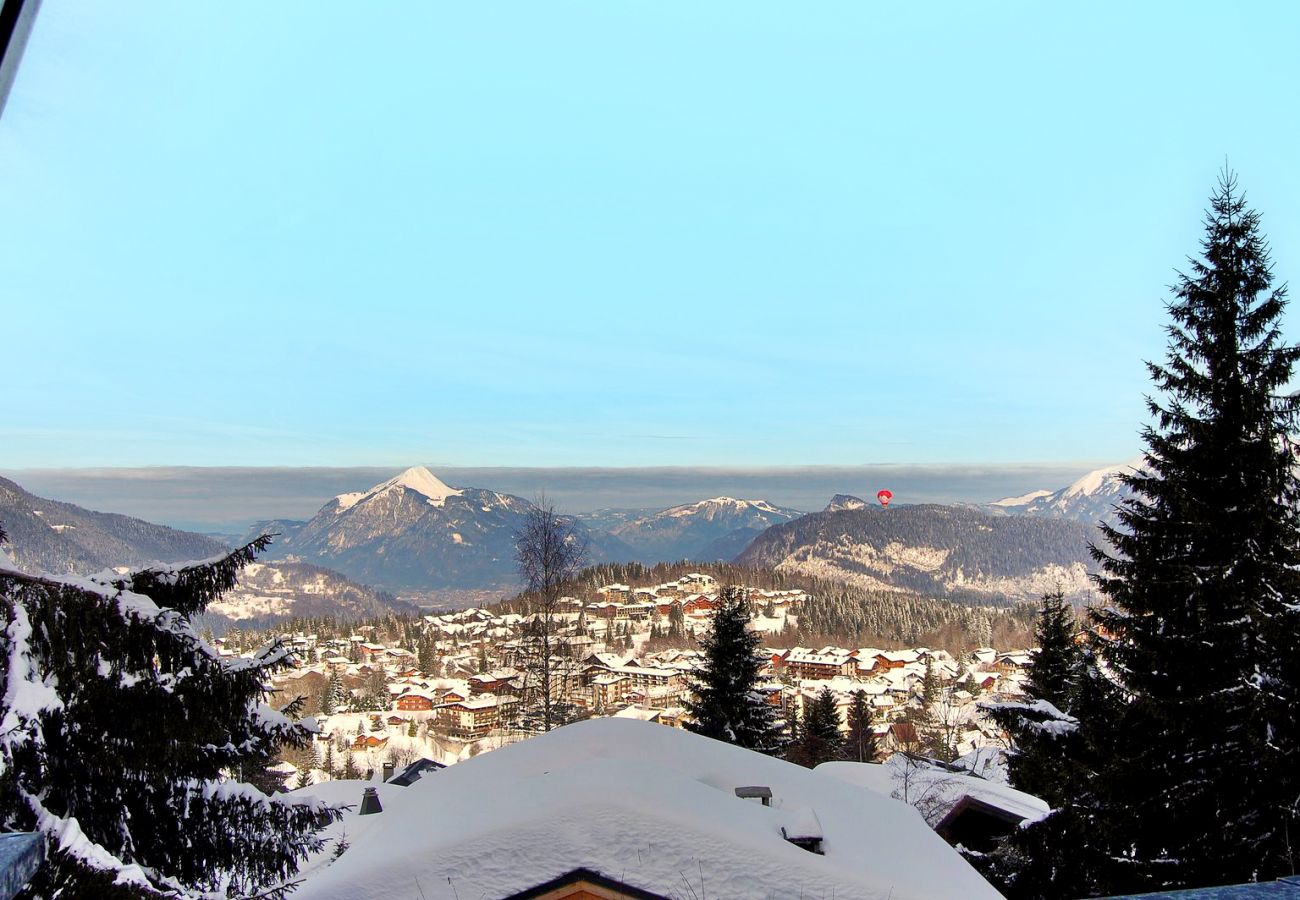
left=394, top=693, right=435, bottom=712
left=293, top=718, right=1002, bottom=899
left=818, top=754, right=1048, bottom=854
left=884, top=722, right=921, bottom=753
left=351, top=735, right=390, bottom=751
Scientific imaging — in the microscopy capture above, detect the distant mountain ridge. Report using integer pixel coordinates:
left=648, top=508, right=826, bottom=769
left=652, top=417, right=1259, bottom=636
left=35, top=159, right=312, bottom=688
left=734, top=503, right=1099, bottom=604
left=247, top=466, right=636, bottom=595
left=0, top=475, right=229, bottom=574
left=610, top=496, right=804, bottom=563
left=988, top=458, right=1142, bottom=527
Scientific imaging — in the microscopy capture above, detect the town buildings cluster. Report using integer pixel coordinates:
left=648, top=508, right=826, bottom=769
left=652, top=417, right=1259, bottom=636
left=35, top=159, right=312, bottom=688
left=228, top=574, right=1035, bottom=781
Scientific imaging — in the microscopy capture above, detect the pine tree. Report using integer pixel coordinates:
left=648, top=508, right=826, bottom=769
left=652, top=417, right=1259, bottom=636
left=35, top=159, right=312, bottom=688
left=921, top=655, right=939, bottom=707
left=683, top=587, right=784, bottom=754
left=786, top=688, right=843, bottom=768
left=0, top=537, right=341, bottom=897
left=408, top=719, right=419, bottom=738
left=1082, top=171, right=1300, bottom=891
left=986, top=590, right=1083, bottom=807
left=842, top=690, right=878, bottom=763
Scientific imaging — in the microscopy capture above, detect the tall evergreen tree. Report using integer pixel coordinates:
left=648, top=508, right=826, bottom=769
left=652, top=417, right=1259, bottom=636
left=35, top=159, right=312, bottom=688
left=0, top=537, right=341, bottom=897
left=842, top=690, right=879, bottom=763
left=683, top=586, right=784, bottom=754
left=1086, top=172, right=1300, bottom=891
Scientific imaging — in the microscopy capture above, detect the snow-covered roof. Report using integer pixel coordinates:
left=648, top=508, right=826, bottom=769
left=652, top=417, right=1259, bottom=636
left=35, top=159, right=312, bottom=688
left=295, top=718, right=999, bottom=900
left=817, top=754, right=1048, bottom=826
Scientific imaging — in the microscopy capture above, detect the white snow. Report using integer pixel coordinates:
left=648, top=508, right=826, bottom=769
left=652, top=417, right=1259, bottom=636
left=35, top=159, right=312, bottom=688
left=333, top=466, right=464, bottom=512
left=989, top=489, right=1052, bottom=507
left=1060, top=457, right=1144, bottom=499
left=295, top=718, right=999, bottom=900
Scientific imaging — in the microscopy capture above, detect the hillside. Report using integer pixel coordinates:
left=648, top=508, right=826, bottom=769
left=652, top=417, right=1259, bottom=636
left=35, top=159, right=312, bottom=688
left=735, top=503, right=1100, bottom=603
left=202, top=561, right=418, bottom=629
left=0, top=475, right=229, bottom=574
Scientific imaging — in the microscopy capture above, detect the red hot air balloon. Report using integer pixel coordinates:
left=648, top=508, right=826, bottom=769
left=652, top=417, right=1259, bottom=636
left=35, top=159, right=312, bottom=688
left=877, top=489, right=893, bottom=508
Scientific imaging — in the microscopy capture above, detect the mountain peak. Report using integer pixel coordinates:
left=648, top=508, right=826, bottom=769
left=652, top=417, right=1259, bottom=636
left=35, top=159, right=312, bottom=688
left=335, top=466, right=464, bottom=511
left=825, top=494, right=869, bottom=512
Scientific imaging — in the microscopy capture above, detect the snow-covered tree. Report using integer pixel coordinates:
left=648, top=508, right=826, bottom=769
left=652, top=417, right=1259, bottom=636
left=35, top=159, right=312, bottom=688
left=0, top=537, right=340, bottom=897
left=683, top=587, right=783, bottom=754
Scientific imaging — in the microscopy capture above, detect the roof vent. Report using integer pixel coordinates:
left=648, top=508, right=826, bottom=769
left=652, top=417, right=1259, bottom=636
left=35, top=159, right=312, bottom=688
left=359, top=786, right=383, bottom=816
left=734, top=785, right=773, bottom=807
left=781, top=808, right=824, bottom=855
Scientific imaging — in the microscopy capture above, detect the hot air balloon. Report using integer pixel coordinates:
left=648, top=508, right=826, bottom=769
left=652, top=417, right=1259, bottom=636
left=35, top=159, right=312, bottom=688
left=877, top=489, right=893, bottom=508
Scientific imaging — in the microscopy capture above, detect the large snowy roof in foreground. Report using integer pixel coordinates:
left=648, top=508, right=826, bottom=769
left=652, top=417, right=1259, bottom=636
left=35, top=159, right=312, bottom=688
left=295, top=719, right=1001, bottom=900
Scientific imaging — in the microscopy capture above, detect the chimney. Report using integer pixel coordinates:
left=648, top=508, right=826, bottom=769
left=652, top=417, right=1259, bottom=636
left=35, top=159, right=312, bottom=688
left=358, top=787, right=383, bottom=816
left=382, top=762, right=395, bottom=782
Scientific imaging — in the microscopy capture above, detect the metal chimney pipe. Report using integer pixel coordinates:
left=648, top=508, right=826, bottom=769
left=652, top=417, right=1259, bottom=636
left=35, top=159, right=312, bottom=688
left=358, top=786, right=383, bottom=816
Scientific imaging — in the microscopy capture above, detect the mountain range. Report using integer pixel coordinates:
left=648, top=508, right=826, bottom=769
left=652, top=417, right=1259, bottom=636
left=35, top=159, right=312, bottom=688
left=2, top=461, right=1145, bottom=610
left=609, top=497, right=804, bottom=563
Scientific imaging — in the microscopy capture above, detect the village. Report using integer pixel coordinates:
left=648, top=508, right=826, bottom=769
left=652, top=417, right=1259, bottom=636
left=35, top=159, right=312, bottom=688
left=232, top=573, right=1037, bottom=786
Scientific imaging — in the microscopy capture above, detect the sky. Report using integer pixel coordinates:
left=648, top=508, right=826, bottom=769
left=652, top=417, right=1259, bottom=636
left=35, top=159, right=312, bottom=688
left=2, top=2, right=1298, bottom=470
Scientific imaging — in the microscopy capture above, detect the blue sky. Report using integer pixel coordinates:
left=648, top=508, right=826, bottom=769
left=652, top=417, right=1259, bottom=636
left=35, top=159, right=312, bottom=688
left=2, top=2, right=1297, bottom=469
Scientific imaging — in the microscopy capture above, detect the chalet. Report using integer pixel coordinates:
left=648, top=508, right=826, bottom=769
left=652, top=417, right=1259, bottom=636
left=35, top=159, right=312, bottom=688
left=386, top=715, right=410, bottom=727
left=395, top=693, right=435, bottom=712
left=681, top=595, right=717, bottom=616
left=352, top=734, right=390, bottom=751
left=358, top=642, right=388, bottom=660
left=470, top=670, right=520, bottom=696
left=995, top=652, right=1034, bottom=674
left=884, top=722, right=921, bottom=753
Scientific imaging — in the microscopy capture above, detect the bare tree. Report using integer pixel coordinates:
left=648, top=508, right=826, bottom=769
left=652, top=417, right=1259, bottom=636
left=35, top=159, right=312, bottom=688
left=514, top=497, right=588, bottom=732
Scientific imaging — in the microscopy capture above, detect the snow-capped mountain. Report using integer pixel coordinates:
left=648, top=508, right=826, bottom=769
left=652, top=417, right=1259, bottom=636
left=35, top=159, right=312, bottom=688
left=989, top=458, right=1143, bottom=527
left=825, top=494, right=869, bottom=512
left=252, top=466, right=628, bottom=595
left=0, top=475, right=229, bottom=574
left=610, top=497, right=804, bottom=563
left=734, top=503, right=1099, bottom=604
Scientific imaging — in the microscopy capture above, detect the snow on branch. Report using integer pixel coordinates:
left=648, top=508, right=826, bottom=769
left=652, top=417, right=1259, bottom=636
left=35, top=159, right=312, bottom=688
left=124, top=535, right=275, bottom=618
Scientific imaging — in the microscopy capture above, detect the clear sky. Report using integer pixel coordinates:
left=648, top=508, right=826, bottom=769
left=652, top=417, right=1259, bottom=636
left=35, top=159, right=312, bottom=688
left=2, top=2, right=1297, bottom=469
